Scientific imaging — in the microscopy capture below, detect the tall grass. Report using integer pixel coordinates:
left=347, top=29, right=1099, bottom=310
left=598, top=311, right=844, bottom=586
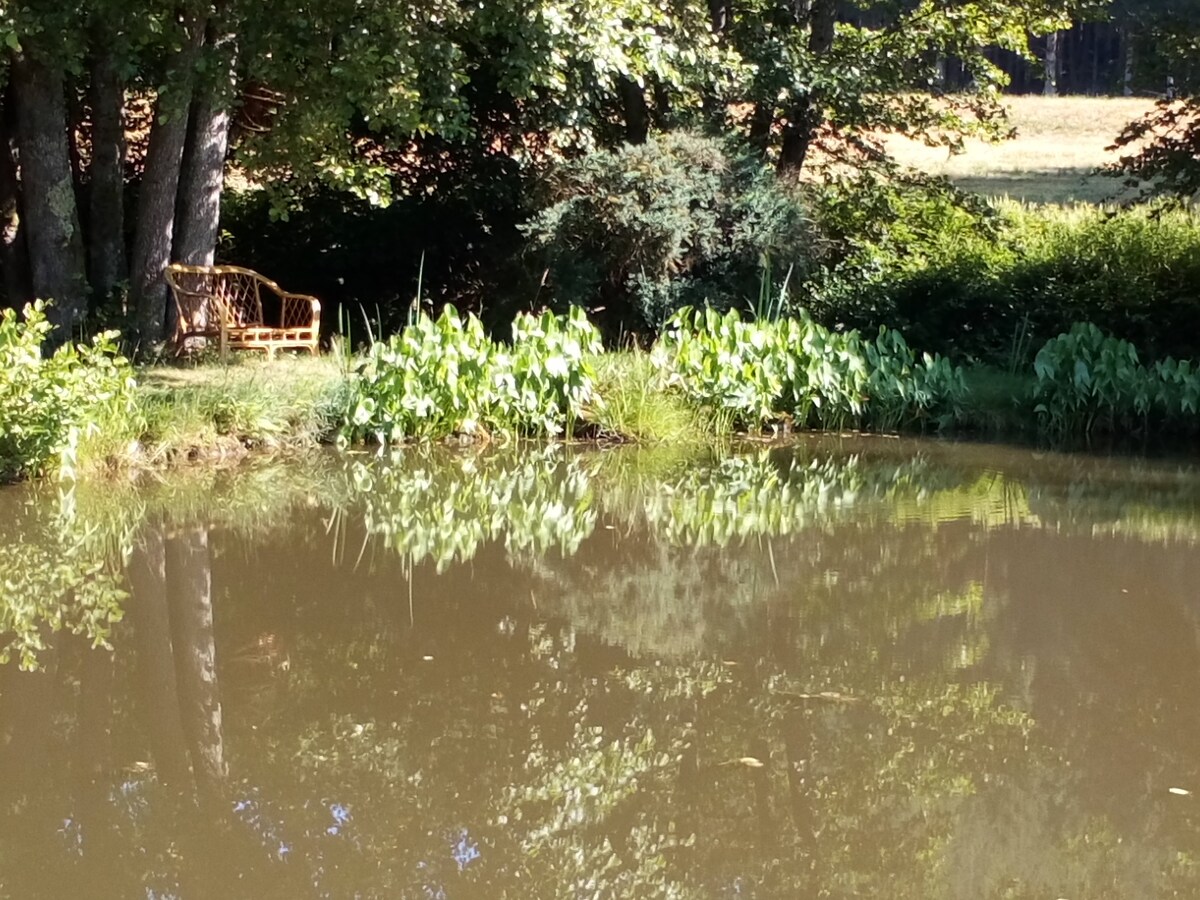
left=80, top=357, right=347, bottom=470
left=589, top=351, right=730, bottom=443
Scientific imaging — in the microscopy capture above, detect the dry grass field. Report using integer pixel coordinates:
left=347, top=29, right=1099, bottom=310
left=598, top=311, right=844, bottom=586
left=881, top=95, right=1155, bottom=204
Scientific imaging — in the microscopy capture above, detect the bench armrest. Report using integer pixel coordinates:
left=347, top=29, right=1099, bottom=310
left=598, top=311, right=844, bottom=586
left=279, top=291, right=321, bottom=330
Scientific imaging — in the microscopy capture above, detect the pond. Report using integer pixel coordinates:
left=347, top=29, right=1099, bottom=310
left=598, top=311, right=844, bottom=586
left=3, top=437, right=1200, bottom=898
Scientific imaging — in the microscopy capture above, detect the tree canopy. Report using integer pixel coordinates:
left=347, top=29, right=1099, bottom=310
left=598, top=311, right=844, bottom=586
left=10, top=0, right=1200, bottom=342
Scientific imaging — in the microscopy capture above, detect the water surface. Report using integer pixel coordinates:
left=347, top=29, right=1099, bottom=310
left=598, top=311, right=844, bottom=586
left=3, top=438, right=1200, bottom=898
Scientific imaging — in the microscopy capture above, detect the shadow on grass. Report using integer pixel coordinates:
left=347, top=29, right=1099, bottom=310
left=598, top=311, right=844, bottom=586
left=952, top=169, right=1131, bottom=205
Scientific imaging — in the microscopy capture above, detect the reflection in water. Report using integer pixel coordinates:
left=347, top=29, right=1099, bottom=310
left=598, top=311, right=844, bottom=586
left=4, top=439, right=1200, bottom=896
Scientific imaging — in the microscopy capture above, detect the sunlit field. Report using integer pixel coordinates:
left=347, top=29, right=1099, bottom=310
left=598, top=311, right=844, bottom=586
left=882, top=95, right=1155, bottom=204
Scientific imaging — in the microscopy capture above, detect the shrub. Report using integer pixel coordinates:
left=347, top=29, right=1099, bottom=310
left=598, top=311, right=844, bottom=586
left=0, top=302, right=136, bottom=481
left=652, top=307, right=966, bottom=432
left=523, top=132, right=813, bottom=337
left=809, top=183, right=1200, bottom=365
left=220, top=157, right=534, bottom=338
left=340, top=305, right=603, bottom=443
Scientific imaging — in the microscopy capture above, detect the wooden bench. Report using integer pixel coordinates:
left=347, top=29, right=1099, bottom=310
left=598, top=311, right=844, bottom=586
left=165, top=264, right=321, bottom=360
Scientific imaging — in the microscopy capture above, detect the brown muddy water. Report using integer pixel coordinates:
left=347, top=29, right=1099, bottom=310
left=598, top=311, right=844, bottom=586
left=3, top=437, right=1200, bottom=898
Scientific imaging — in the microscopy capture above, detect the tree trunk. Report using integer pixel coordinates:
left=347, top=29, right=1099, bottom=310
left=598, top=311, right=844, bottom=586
left=129, top=14, right=205, bottom=346
left=175, top=19, right=237, bottom=267
left=0, top=87, right=32, bottom=309
left=1043, top=31, right=1060, bottom=96
left=66, top=81, right=87, bottom=192
left=1123, top=29, right=1134, bottom=97
left=747, top=101, right=775, bottom=158
left=9, top=51, right=89, bottom=336
left=708, top=0, right=731, bottom=35
left=174, top=100, right=231, bottom=267
left=167, top=527, right=228, bottom=801
left=700, top=0, right=733, bottom=121
left=617, top=76, right=649, bottom=145
left=1089, top=23, right=1100, bottom=95
left=88, top=39, right=128, bottom=304
left=778, top=0, right=836, bottom=176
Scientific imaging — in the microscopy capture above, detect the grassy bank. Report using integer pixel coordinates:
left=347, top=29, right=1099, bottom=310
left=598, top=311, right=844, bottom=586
left=90, top=356, right=349, bottom=468
left=100, top=351, right=725, bottom=472
left=6, top=292, right=1200, bottom=484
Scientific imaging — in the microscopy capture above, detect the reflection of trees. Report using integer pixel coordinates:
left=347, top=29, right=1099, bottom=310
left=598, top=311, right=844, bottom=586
left=11, top=439, right=1200, bottom=673
left=0, top=486, right=126, bottom=670
left=128, top=519, right=228, bottom=800
left=128, top=522, right=191, bottom=786
left=6, top=440, right=1200, bottom=894
left=190, top=615, right=1054, bottom=898
left=166, top=526, right=227, bottom=797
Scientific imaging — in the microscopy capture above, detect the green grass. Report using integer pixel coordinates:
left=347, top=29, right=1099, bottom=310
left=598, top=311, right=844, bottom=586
left=957, top=366, right=1036, bottom=434
left=79, top=355, right=348, bottom=471
left=82, top=352, right=1041, bottom=476
left=76, top=350, right=727, bottom=475
left=589, top=351, right=731, bottom=443
left=66, top=348, right=1049, bottom=480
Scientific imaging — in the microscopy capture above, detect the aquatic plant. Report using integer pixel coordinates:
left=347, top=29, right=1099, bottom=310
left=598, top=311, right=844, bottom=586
left=340, top=305, right=603, bottom=444
left=1032, top=322, right=1200, bottom=434
left=499, top=307, right=606, bottom=437
left=652, top=307, right=966, bottom=432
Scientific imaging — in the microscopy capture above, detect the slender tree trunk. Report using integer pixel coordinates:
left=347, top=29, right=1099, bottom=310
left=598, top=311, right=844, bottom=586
left=650, top=78, right=672, bottom=130
left=0, top=87, right=32, bottom=309
left=1089, top=23, right=1100, bottom=95
left=617, top=77, right=649, bottom=145
left=708, top=0, right=731, bottom=34
left=1043, top=31, right=1060, bottom=96
left=66, top=82, right=87, bottom=192
left=175, top=19, right=237, bottom=267
left=1122, top=28, right=1135, bottom=96
left=128, top=522, right=193, bottom=789
left=747, top=101, right=775, bottom=158
left=701, top=0, right=732, bottom=121
left=88, top=39, right=128, bottom=303
left=130, top=14, right=205, bottom=346
left=778, top=0, right=835, bottom=176
left=174, top=100, right=231, bottom=267
left=9, top=51, right=89, bottom=336
left=167, top=527, right=228, bottom=800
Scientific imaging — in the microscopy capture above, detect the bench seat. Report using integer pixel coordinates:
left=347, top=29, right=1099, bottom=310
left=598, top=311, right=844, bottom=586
left=165, top=264, right=321, bottom=359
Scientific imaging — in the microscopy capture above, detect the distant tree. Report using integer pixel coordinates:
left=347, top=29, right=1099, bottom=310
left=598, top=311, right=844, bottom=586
left=1105, top=0, right=1200, bottom=197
